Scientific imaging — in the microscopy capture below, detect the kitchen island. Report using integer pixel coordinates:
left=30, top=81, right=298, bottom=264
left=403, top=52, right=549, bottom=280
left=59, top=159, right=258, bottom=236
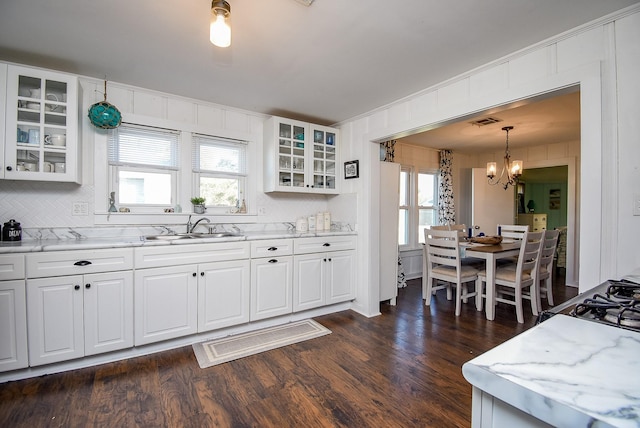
left=462, top=315, right=640, bottom=428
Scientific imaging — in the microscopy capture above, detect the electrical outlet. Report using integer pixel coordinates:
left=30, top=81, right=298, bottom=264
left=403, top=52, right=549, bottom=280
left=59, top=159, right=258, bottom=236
left=258, top=206, right=267, bottom=216
left=634, top=194, right=640, bottom=216
left=72, top=202, right=89, bottom=216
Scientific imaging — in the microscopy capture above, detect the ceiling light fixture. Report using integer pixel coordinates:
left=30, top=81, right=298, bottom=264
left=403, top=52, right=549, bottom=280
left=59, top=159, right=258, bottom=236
left=210, top=0, right=231, bottom=48
left=486, top=126, right=523, bottom=190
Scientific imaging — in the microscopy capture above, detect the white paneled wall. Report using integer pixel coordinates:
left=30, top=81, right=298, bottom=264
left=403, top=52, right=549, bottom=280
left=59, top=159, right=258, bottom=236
left=1, top=72, right=339, bottom=228
left=340, top=7, right=640, bottom=316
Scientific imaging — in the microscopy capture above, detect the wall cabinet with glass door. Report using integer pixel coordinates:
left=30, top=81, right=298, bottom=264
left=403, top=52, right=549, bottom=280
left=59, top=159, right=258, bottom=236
left=3, top=64, right=79, bottom=183
left=263, top=116, right=338, bottom=194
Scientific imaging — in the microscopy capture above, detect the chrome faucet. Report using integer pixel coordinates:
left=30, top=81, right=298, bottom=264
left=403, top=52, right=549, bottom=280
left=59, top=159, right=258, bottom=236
left=187, top=215, right=210, bottom=233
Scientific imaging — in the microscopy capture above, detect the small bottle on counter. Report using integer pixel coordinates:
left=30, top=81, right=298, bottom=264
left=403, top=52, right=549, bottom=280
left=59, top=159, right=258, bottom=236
left=316, top=212, right=324, bottom=231
left=296, top=217, right=308, bottom=232
left=323, top=212, right=331, bottom=231
left=308, top=215, right=316, bottom=231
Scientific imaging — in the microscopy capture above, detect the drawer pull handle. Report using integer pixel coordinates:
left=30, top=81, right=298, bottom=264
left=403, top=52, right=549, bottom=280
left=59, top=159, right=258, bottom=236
left=268, top=247, right=278, bottom=251
left=322, top=243, right=330, bottom=247
left=268, top=259, right=278, bottom=263
left=74, top=260, right=92, bottom=266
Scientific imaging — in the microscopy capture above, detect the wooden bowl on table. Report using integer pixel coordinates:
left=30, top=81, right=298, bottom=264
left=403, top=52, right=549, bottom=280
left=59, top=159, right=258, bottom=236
left=469, top=236, right=503, bottom=245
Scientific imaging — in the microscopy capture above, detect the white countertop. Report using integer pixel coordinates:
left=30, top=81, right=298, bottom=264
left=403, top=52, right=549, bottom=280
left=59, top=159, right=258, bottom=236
left=462, top=315, right=640, bottom=428
left=0, top=230, right=356, bottom=254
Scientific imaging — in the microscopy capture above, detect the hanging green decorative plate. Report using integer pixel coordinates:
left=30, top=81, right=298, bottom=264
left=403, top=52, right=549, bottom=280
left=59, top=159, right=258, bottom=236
left=88, top=80, right=122, bottom=129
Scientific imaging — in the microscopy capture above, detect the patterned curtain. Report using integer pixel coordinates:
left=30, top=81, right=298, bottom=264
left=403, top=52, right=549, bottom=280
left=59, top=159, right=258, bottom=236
left=380, top=140, right=396, bottom=162
left=438, top=150, right=456, bottom=224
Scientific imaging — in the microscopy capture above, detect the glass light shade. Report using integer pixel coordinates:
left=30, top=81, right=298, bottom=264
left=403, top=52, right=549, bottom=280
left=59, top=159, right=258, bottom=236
left=486, top=162, right=497, bottom=178
left=210, top=13, right=231, bottom=47
left=510, top=160, right=523, bottom=176
left=88, top=101, right=122, bottom=129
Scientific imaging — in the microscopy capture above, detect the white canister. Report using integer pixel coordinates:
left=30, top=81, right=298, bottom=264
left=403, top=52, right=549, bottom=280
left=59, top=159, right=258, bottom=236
left=315, top=212, right=324, bottom=231
left=324, top=212, right=331, bottom=231
left=296, top=217, right=308, bottom=232
left=308, top=215, right=316, bottom=231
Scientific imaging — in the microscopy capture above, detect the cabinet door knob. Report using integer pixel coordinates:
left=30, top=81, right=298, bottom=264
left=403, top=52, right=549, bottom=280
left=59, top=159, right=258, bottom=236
left=74, top=285, right=80, bottom=290
left=268, top=247, right=278, bottom=251
left=323, top=258, right=327, bottom=262
left=268, top=259, right=278, bottom=263
left=74, top=260, right=92, bottom=266
left=328, top=258, right=332, bottom=262
left=6, top=166, right=12, bottom=171
left=85, top=283, right=91, bottom=289
left=192, top=272, right=197, bottom=277
left=200, top=272, right=205, bottom=276
left=322, top=243, right=330, bottom=247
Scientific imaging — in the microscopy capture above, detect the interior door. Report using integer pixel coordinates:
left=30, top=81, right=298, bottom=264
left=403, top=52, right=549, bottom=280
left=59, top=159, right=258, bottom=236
left=379, top=162, right=400, bottom=302
left=471, top=168, right=515, bottom=235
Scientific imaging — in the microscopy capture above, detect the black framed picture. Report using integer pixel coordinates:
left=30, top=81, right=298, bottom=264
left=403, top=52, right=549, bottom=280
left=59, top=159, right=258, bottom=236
left=344, top=160, right=359, bottom=179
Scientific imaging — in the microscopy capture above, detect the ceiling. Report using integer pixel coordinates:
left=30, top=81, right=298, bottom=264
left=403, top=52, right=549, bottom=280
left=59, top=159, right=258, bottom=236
left=396, top=89, right=581, bottom=154
left=0, top=0, right=637, bottom=128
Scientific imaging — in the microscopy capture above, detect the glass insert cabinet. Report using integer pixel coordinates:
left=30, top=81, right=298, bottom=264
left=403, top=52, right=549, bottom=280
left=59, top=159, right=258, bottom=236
left=3, top=64, right=79, bottom=183
left=263, top=116, right=338, bottom=194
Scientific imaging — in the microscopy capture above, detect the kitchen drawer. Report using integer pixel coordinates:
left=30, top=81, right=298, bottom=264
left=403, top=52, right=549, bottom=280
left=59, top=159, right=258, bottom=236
left=0, top=253, right=25, bottom=281
left=250, top=239, right=293, bottom=258
left=135, top=241, right=250, bottom=269
left=294, top=235, right=356, bottom=255
left=26, top=248, right=133, bottom=278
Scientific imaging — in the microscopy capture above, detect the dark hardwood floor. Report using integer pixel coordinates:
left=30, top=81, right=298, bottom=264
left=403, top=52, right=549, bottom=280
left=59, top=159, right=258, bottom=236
left=0, top=275, right=576, bottom=428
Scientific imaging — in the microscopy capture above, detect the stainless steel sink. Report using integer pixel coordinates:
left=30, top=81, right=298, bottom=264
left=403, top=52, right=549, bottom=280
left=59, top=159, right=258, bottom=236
left=144, top=232, right=240, bottom=240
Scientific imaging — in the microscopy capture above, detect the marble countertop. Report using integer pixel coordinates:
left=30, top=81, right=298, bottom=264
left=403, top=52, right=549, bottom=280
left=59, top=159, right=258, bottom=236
left=0, top=229, right=357, bottom=254
left=462, top=315, right=640, bottom=428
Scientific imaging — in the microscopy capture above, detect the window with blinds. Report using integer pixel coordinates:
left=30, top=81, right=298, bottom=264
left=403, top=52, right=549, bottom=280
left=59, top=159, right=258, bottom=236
left=108, top=124, right=179, bottom=207
left=193, top=135, right=247, bottom=208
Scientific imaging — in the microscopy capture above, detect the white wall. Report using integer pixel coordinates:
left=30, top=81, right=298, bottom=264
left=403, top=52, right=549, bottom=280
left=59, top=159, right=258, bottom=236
left=0, top=74, right=335, bottom=228
left=339, top=6, right=640, bottom=316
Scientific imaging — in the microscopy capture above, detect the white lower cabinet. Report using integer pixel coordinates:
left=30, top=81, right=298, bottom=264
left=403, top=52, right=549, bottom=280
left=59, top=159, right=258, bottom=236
left=26, top=271, right=133, bottom=366
left=293, top=236, right=356, bottom=312
left=250, top=256, right=293, bottom=321
left=198, top=259, right=250, bottom=332
left=0, top=279, right=28, bottom=372
left=249, top=239, right=293, bottom=321
left=293, top=250, right=355, bottom=311
left=134, top=242, right=251, bottom=344
left=134, top=265, right=198, bottom=346
left=3, top=236, right=356, bottom=374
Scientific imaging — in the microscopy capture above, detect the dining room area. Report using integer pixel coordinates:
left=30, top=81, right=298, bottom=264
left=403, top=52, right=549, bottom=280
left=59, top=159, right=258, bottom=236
left=420, top=223, right=571, bottom=324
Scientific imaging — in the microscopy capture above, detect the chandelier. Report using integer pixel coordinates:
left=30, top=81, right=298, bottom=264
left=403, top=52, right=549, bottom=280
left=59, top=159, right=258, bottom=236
left=486, top=126, right=523, bottom=190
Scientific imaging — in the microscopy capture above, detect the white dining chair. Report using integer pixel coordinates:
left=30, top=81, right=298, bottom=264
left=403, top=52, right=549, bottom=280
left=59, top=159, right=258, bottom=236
left=475, top=231, right=544, bottom=323
left=537, top=229, right=560, bottom=308
left=498, top=224, right=529, bottom=240
left=496, top=224, right=530, bottom=266
left=424, top=228, right=480, bottom=316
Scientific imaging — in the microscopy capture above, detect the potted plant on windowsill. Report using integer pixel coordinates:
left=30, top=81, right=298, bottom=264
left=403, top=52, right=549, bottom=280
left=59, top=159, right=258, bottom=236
left=190, top=197, right=206, bottom=214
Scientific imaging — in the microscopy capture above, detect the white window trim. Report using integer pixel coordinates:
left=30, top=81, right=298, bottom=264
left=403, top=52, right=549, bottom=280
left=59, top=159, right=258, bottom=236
left=399, top=166, right=439, bottom=250
left=93, top=112, right=258, bottom=225
left=417, top=168, right=439, bottom=246
left=192, top=134, right=248, bottom=214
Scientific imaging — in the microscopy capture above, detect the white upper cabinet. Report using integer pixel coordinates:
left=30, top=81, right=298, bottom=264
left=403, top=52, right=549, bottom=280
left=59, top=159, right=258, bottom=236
left=263, top=116, right=339, bottom=194
left=3, top=65, right=80, bottom=183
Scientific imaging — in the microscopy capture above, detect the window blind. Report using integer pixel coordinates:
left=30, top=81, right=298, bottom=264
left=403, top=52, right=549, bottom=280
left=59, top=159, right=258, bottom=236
left=193, top=134, right=247, bottom=176
left=108, top=124, right=179, bottom=169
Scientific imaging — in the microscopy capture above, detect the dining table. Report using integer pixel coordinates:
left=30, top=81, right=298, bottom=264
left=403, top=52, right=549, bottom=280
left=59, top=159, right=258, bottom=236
left=461, top=241, right=522, bottom=320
